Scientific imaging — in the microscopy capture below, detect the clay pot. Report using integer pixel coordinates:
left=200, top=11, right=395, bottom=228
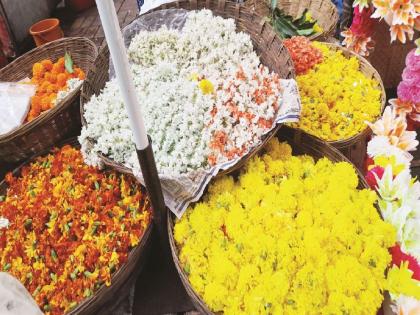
left=29, top=18, right=63, bottom=47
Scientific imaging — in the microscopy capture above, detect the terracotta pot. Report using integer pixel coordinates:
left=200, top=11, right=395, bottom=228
left=29, top=18, right=64, bottom=47
left=65, top=0, right=96, bottom=12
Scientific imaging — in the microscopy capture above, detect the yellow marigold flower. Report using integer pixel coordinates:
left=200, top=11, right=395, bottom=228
left=198, top=79, right=214, bottom=95
left=291, top=42, right=382, bottom=141
left=175, top=138, right=395, bottom=314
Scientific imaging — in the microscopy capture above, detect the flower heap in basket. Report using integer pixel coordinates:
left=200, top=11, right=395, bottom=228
left=28, top=54, right=85, bottom=122
left=80, top=10, right=294, bottom=177
left=174, top=137, right=396, bottom=314
left=0, top=145, right=151, bottom=314
left=365, top=48, right=420, bottom=313
left=283, top=36, right=382, bottom=141
left=342, top=0, right=419, bottom=56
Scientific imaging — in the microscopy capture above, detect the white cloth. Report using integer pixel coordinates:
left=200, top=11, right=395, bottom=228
left=0, top=273, right=42, bottom=315
left=0, top=82, right=36, bottom=136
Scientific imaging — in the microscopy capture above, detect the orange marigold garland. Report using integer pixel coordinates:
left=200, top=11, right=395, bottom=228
left=283, top=36, right=323, bottom=75
left=0, top=145, right=151, bottom=314
left=28, top=57, right=86, bottom=122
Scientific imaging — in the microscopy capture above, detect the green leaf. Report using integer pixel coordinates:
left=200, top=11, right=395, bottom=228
left=295, top=8, right=309, bottom=25
left=64, top=52, right=74, bottom=74
left=51, top=249, right=58, bottom=262
left=3, top=263, right=11, bottom=271
left=297, top=28, right=316, bottom=36
left=0, top=195, right=5, bottom=202
left=94, top=181, right=100, bottom=190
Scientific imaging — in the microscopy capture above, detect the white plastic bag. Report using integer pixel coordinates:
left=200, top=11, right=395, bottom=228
left=0, top=273, right=42, bottom=315
left=0, top=82, right=36, bottom=136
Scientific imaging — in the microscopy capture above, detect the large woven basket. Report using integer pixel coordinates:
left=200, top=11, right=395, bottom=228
left=294, top=42, right=386, bottom=171
left=0, top=37, right=97, bottom=164
left=167, top=125, right=372, bottom=315
left=0, top=138, right=153, bottom=315
left=244, top=0, right=338, bottom=41
left=81, top=0, right=295, bottom=177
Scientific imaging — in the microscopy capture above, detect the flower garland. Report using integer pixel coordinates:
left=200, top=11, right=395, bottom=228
left=288, top=41, right=382, bottom=141
left=0, top=146, right=151, bottom=314
left=174, top=137, right=395, bottom=314
left=80, top=10, right=286, bottom=176
left=365, top=48, right=420, bottom=313
left=390, top=49, right=420, bottom=129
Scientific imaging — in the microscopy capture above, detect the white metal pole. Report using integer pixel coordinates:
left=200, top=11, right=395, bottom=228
left=95, top=0, right=149, bottom=150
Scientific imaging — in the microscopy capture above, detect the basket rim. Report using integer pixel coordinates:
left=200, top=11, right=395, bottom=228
left=80, top=4, right=296, bottom=179
left=0, top=137, right=153, bottom=315
left=296, top=41, right=386, bottom=146
left=0, top=37, right=98, bottom=142
left=167, top=127, right=373, bottom=315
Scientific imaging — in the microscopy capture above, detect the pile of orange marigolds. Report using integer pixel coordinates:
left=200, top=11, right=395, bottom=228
left=283, top=36, right=323, bottom=75
left=0, top=145, right=151, bottom=314
left=28, top=58, right=85, bottom=122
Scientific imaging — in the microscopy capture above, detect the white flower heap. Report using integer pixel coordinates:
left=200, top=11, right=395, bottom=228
left=80, top=10, right=284, bottom=176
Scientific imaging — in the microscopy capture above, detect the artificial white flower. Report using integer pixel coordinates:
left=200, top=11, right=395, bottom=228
left=391, top=294, right=420, bottom=315
left=367, top=135, right=412, bottom=168
left=376, top=165, right=420, bottom=259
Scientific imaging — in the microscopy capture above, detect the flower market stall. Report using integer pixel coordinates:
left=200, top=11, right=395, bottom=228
left=0, top=0, right=419, bottom=314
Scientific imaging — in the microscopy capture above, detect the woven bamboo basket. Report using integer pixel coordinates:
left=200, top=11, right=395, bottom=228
left=0, top=138, right=153, bottom=315
left=244, top=0, right=338, bottom=41
left=167, top=125, right=372, bottom=315
left=81, top=0, right=295, bottom=177
left=293, top=42, right=386, bottom=171
left=0, top=37, right=97, bottom=164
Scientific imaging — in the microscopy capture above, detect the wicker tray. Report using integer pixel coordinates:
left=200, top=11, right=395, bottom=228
left=293, top=42, right=386, bottom=171
left=244, top=0, right=338, bottom=41
left=167, top=125, right=371, bottom=314
left=0, top=138, right=153, bottom=315
left=81, top=0, right=296, bottom=178
left=0, top=37, right=98, bottom=164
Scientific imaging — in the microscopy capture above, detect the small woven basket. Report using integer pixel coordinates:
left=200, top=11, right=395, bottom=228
left=0, top=138, right=153, bottom=315
left=0, top=37, right=98, bottom=164
left=81, top=0, right=296, bottom=177
left=245, top=0, right=338, bottom=41
left=294, top=42, right=386, bottom=171
left=167, top=125, right=371, bottom=315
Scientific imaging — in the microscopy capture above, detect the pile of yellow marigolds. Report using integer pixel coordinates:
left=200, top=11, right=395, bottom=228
left=285, top=39, right=382, bottom=141
left=175, top=138, right=395, bottom=314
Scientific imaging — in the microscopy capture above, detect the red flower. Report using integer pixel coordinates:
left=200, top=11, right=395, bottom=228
left=350, top=6, right=375, bottom=38
left=390, top=244, right=420, bottom=280
left=365, top=166, right=385, bottom=190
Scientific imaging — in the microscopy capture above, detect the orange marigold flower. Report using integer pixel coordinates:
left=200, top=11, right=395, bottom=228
left=32, top=63, right=45, bottom=78
left=41, top=59, right=54, bottom=71
left=0, top=146, right=151, bottom=314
